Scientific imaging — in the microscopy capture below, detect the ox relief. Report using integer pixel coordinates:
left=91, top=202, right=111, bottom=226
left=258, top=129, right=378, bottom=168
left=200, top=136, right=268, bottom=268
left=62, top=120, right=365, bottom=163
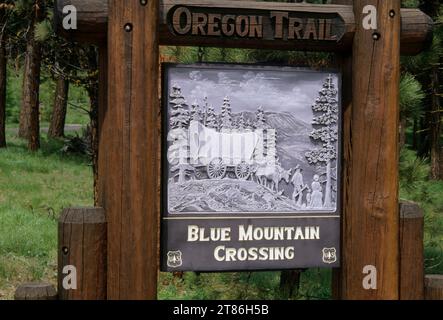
left=161, top=64, right=341, bottom=271
left=169, top=6, right=345, bottom=42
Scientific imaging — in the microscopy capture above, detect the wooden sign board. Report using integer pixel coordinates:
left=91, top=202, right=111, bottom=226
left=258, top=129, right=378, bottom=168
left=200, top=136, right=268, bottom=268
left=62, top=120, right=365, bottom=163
left=161, top=64, right=342, bottom=271
left=168, top=5, right=346, bottom=42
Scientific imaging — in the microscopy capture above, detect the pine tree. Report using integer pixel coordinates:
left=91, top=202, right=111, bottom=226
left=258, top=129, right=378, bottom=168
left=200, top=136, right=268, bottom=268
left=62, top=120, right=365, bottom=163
left=255, top=106, right=267, bottom=129
left=232, top=117, right=238, bottom=130
left=168, top=84, right=191, bottom=183
left=220, top=96, right=232, bottom=131
left=267, top=129, right=278, bottom=162
left=202, top=96, right=208, bottom=125
left=205, top=105, right=217, bottom=129
left=169, top=84, right=189, bottom=129
left=399, top=73, right=425, bottom=148
left=0, top=2, right=13, bottom=148
left=190, top=101, right=202, bottom=122
left=253, top=107, right=267, bottom=163
left=237, top=113, right=246, bottom=130
left=402, top=2, right=443, bottom=179
left=305, top=74, right=339, bottom=208
left=16, top=0, right=48, bottom=151
left=245, top=118, right=253, bottom=131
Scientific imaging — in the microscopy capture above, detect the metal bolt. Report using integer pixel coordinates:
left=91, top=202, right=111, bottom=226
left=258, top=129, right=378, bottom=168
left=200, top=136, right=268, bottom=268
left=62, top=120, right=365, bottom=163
left=140, top=0, right=148, bottom=5
left=372, top=32, right=381, bottom=41
left=389, top=10, right=396, bottom=18
left=62, top=247, right=69, bottom=255
left=124, top=23, right=133, bottom=32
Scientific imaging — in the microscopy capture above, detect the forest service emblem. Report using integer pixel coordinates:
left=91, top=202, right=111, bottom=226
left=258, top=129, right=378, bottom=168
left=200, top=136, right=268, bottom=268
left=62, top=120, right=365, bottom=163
left=322, top=247, right=337, bottom=264
left=167, top=250, right=183, bottom=268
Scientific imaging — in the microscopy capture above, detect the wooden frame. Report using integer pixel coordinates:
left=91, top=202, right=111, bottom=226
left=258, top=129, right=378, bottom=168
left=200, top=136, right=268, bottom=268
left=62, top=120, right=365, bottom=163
left=54, top=0, right=432, bottom=55
left=54, top=0, right=433, bottom=300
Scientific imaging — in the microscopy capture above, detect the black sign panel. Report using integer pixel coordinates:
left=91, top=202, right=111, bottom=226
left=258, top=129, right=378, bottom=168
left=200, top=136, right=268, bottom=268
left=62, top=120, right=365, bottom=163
left=161, top=64, right=341, bottom=271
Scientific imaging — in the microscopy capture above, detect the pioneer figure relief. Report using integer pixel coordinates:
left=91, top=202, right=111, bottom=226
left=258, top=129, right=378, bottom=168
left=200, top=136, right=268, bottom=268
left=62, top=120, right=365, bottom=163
left=165, top=66, right=340, bottom=214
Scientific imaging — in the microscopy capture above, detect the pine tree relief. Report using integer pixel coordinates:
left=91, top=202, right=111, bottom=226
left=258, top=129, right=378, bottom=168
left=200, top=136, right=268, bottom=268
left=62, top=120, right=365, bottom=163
left=220, top=97, right=233, bottom=131
left=305, top=75, right=339, bottom=209
left=205, top=105, right=218, bottom=129
left=255, top=106, right=267, bottom=129
left=237, top=113, right=246, bottom=130
left=191, top=101, right=202, bottom=122
left=168, top=84, right=192, bottom=183
left=169, top=84, right=189, bottom=129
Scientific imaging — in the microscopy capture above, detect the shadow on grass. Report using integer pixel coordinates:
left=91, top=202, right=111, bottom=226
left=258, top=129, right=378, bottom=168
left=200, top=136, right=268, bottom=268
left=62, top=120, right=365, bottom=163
left=2, top=132, right=90, bottom=167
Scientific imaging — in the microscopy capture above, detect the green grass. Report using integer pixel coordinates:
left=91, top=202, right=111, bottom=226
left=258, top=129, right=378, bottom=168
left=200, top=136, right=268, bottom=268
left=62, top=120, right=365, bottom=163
left=0, top=133, right=93, bottom=299
left=400, top=149, right=443, bottom=274
left=158, top=269, right=331, bottom=300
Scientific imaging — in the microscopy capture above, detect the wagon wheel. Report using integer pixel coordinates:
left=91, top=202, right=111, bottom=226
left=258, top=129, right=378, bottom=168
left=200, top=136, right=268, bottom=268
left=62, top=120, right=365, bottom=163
left=235, top=161, right=251, bottom=180
left=207, top=158, right=227, bottom=179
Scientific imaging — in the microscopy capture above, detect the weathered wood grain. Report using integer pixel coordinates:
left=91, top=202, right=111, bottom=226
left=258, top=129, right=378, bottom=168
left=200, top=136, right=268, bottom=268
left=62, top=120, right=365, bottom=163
left=425, top=275, right=443, bottom=300
left=14, top=283, right=58, bottom=300
left=399, top=201, right=424, bottom=300
left=54, top=0, right=432, bottom=55
left=106, top=0, right=160, bottom=300
left=331, top=0, right=351, bottom=300
left=54, top=0, right=108, bottom=43
left=58, top=207, right=107, bottom=300
left=334, top=0, right=401, bottom=300
left=97, top=43, right=107, bottom=208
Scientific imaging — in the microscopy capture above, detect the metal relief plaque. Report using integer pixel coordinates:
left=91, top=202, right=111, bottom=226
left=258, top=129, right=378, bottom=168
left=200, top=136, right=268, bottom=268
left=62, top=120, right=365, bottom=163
left=161, top=64, right=341, bottom=271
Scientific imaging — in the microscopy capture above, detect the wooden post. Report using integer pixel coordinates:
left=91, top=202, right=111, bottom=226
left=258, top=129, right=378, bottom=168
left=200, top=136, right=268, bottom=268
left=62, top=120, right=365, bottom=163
left=330, top=0, right=352, bottom=300
left=425, top=275, right=443, bottom=300
left=399, top=201, right=424, bottom=300
left=335, top=0, right=401, bottom=299
left=105, top=0, right=160, bottom=299
left=58, top=207, right=107, bottom=300
left=14, top=283, right=57, bottom=300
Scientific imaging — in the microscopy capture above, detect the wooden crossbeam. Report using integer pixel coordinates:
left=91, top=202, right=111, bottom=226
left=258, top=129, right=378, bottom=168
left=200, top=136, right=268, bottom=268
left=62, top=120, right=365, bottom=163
left=54, top=0, right=433, bottom=55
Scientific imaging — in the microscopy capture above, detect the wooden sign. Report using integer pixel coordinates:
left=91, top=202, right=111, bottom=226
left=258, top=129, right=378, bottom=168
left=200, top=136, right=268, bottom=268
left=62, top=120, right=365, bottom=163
left=53, top=0, right=434, bottom=300
left=54, top=0, right=433, bottom=54
left=168, top=5, right=346, bottom=42
left=161, top=64, right=342, bottom=271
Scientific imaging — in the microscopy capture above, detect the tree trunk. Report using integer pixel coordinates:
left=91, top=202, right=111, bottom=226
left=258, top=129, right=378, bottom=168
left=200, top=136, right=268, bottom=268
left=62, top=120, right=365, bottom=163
left=86, top=47, right=99, bottom=205
left=430, top=64, right=441, bottom=180
left=27, top=39, right=41, bottom=152
left=280, top=270, right=302, bottom=299
left=19, top=20, right=42, bottom=152
left=412, top=119, right=418, bottom=150
left=18, top=39, right=32, bottom=138
left=0, top=31, right=6, bottom=148
left=87, top=84, right=98, bottom=204
left=48, top=77, right=69, bottom=138
left=399, top=115, right=407, bottom=149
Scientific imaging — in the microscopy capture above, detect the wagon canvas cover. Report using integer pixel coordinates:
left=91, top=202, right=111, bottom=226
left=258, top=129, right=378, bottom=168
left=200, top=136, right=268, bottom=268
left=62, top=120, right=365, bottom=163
left=189, top=121, right=262, bottom=166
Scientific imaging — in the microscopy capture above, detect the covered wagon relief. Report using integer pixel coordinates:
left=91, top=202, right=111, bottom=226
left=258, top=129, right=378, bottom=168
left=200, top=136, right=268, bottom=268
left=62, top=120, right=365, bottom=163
left=164, top=64, right=340, bottom=214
